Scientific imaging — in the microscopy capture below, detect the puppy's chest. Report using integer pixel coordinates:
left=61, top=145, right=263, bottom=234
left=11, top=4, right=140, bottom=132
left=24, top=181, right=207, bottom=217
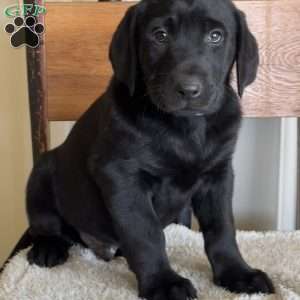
left=144, top=134, right=218, bottom=210
left=152, top=130, right=222, bottom=176
left=150, top=176, right=195, bottom=225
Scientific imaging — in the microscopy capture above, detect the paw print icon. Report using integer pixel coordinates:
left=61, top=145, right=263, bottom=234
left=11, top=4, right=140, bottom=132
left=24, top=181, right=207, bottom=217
left=5, top=16, right=45, bottom=48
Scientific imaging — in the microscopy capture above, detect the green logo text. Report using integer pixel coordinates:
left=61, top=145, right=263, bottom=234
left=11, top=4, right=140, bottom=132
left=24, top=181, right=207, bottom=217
left=4, top=4, right=46, bottom=17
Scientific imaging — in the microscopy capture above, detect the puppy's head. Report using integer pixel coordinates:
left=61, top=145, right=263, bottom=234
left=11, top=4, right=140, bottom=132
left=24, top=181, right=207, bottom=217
left=109, top=0, right=259, bottom=116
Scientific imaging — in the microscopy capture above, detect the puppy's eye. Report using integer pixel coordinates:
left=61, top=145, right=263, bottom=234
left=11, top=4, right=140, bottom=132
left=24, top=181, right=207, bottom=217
left=207, top=30, right=224, bottom=44
left=154, top=30, right=169, bottom=43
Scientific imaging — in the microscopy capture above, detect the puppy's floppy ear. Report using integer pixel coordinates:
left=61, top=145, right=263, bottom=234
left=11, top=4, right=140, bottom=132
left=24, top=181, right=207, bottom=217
left=109, top=6, right=138, bottom=96
left=235, top=10, right=259, bottom=97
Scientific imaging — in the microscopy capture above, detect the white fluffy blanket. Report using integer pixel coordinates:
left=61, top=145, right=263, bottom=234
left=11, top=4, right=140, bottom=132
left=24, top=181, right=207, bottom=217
left=1, top=225, right=300, bottom=300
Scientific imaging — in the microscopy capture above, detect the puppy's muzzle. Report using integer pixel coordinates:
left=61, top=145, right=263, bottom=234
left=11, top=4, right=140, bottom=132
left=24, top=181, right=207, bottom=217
left=175, top=75, right=203, bottom=101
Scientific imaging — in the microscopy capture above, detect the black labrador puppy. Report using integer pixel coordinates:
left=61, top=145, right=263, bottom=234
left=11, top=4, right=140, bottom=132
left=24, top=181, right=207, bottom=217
left=7, top=0, right=275, bottom=298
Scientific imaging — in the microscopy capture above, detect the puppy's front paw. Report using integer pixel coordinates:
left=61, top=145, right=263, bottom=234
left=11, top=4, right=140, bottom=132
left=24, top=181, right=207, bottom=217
left=27, top=236, right=70, bottom=268
left=140, top=271, right=197, bottom=300
left=214, top=268, right=275, bottom=294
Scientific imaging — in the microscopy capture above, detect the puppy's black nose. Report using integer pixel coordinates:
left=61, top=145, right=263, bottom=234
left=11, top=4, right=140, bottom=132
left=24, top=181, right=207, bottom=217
left=177, top=82, right=202, bottom=99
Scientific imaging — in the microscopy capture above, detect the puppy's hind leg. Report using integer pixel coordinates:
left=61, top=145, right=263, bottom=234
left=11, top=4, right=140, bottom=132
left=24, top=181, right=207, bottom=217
left=26, top=151, right=72, bottom=268
left=175, top=205, right=192, bottom=228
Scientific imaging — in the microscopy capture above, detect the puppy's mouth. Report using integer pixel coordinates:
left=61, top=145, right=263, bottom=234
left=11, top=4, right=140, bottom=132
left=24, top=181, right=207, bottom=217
left=147, top=85, right=219, bottom=117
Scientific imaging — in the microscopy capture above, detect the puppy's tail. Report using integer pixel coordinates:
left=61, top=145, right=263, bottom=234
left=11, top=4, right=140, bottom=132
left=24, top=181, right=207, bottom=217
left=0, top=228, right=32, bottom=274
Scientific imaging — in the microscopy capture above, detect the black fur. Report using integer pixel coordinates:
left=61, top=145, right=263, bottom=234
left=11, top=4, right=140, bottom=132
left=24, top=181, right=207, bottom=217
left=3, top=0, right=274, bottom=298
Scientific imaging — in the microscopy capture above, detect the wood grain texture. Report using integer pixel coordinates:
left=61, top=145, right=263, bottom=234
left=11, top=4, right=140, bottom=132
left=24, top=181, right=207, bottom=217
left=45, top=1, right=300, bottom=120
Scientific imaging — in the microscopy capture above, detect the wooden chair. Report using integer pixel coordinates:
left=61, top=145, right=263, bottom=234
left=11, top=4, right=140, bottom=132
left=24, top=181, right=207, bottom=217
left=26, top=1, right=300, bottom=227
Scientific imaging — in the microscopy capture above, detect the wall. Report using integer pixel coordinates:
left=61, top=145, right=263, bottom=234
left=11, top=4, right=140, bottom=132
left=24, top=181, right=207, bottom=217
left=233, top=119, right=281, bottom=230
left=0, top=1, right=32, bottom=265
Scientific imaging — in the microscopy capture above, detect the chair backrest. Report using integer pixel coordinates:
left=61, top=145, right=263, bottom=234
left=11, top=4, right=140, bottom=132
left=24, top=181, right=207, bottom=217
left=27, top=1, right=300, bottom=159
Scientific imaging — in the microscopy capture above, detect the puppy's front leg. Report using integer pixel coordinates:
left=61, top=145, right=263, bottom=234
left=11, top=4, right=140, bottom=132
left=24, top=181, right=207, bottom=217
left=192, top=164, right=274, bottom=294
left=95, top=164, right=197, bottom=300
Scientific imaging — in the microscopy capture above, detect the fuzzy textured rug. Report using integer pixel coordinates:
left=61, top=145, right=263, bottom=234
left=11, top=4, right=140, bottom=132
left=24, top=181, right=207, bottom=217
left=0, top=225, right=300, bottom=300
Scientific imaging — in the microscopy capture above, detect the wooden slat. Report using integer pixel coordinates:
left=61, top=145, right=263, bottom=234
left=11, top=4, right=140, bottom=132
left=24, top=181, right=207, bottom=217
left=238, top=0, right=300, bottom=117
left=45, top=2, right=131, bottom=121
left=45, top=1, right=300, bottom=120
